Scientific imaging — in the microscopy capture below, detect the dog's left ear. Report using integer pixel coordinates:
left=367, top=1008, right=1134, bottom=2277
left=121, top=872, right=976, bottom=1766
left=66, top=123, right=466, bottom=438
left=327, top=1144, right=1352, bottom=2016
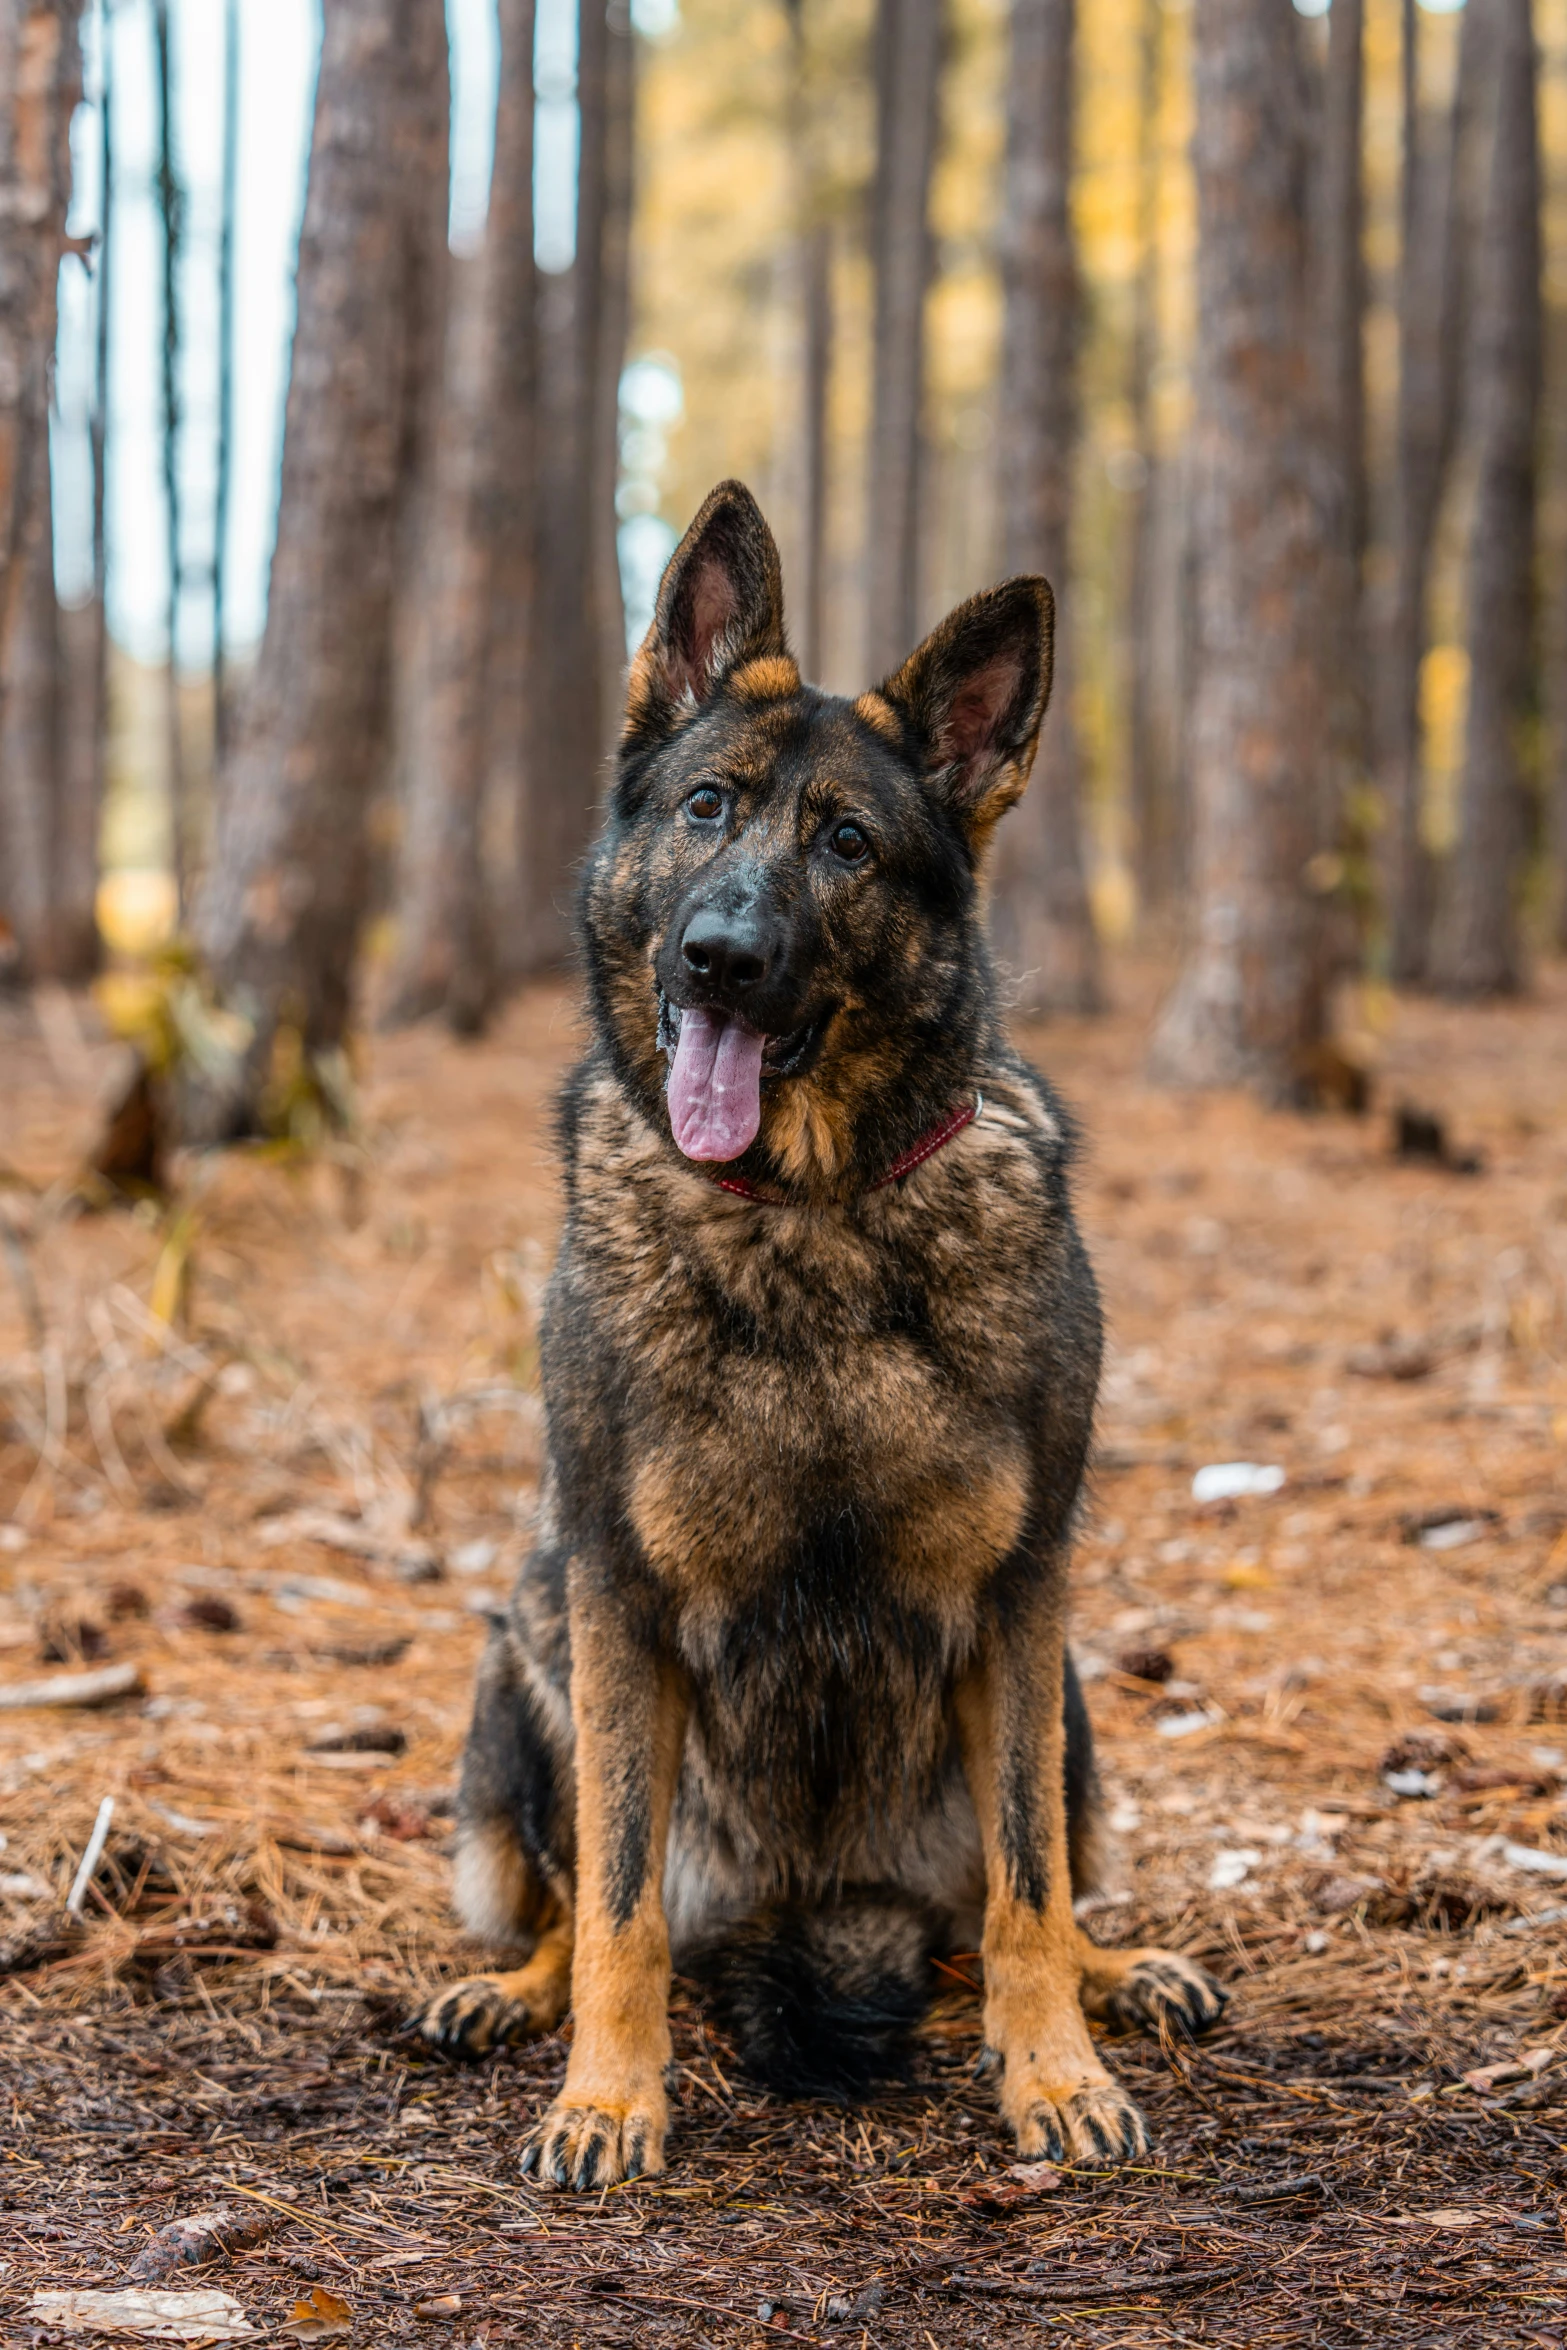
left=877, top=577, right=1054, bottom=852
left=623, top=480, right=790, bottom=746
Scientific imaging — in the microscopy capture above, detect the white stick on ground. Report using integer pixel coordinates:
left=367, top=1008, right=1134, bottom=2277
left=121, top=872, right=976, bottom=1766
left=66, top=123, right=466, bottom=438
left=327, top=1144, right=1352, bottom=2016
left=66, top=1795, right=116, bottom=1916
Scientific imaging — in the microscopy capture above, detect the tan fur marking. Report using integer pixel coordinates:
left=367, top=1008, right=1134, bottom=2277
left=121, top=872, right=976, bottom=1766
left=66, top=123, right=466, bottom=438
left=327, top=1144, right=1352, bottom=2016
left=767, top=1078, right=850, bottom=1185
left=731, top=653, right=801, bottom=702
left=621, top=639, right=663, bottom=736
left=853, top=689, right=903, bottom=743
left=957, top=1643, right=1147, bottom=2164
left=528, top=1615, right=688, bottom=2187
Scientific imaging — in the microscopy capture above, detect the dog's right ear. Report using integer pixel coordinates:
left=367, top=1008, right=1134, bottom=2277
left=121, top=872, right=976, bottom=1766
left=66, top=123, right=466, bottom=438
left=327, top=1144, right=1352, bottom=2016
left=622, top=481, right=790, bottom=747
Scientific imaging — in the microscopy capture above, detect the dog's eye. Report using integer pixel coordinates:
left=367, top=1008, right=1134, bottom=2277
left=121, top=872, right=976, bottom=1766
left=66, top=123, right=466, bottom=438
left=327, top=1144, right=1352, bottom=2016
left=685, top=786, right=723, bottom=823
left=829, top=821, right=869, bottom=864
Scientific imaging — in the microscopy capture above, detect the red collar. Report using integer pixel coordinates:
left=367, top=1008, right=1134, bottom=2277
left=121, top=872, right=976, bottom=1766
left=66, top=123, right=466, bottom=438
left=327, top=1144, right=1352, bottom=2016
left=700, top=1094, right=981, bottom=1205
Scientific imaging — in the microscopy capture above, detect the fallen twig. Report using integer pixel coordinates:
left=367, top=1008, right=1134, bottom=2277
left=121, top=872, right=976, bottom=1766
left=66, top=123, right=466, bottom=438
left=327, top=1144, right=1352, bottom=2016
left=0, top=1660, right=145, bottom=1709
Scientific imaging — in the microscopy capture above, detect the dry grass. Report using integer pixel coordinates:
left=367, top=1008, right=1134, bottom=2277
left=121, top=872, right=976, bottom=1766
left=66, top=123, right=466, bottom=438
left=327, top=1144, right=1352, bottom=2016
left=2, top=959, right=1565, bottom=2346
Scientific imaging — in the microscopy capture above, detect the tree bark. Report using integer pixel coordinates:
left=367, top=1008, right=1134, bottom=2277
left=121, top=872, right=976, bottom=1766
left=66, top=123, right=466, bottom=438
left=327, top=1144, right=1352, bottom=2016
left=152, top=0, right=188, bottom=915
left=53, top=597, right=100, bottom=975
left=1549, top=294, right=1567, bottom=954
left=785, top=0, right=831, bottom=685
left=0, top=478, right=58, bottom=981
left=595, top=0, right=633, bottom=739
left=386, top=0, right=536, bottom=1035
left=989, top=0, right=1101, bottom=1018
left=1147, top=0, right=1331, bottom=1097
left=864, top=0, right=940, bottom=682
left=1317, top=0, right=1365, bottom=591
left=1379, top=0, right=1487, bottom=984
left=193, top=0, right=448, bottom=1134
left=1124, top=0, right=1168, bottom=918
left=0, top=0, right=80, bottom=722
left=480, top=0, right=540, bottom=984
left=1430, top=0, right=1540, bottom=999
left=520, top=0, right=626, bottom=977
left=1314, top=0, right=1368, bottom=862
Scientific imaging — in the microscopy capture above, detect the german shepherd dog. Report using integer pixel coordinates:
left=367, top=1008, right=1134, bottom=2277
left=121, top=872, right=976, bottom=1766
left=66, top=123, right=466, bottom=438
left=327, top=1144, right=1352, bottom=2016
left=414, top=481, right=1224, bottom=2186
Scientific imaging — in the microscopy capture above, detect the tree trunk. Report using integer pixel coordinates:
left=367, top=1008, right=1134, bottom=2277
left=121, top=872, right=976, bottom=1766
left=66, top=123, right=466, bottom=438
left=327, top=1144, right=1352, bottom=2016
left=1314, top=0, right=1368, bottom=864
left=785, top=0, right=831, bottom=684
left=481, top=0, right=539, bottom=986
left=1379, top=0, right=1487, bottom=984
left=989, top=0, right=1101, bottom=1018
left=520, top=0, right=625, bottom=977
left=193, top=0, right=449, bottom=1136
left=0, top=0, right=80, bottom=717
left=1430, top=0, right=1540, bottom=999
left=1125, top=0, right=1168, bottom=918
left=864, top=0, right=940, bottom=682
left=1549, top=294, right=1567, bottom=954
left=213, top=0, right=237, bottom=763
left=595, top=0, right=633, bottom=740
left=1147, top=0, right=1330, bottom=1097
left=1317, top=0, right=1365, bottom=592
left=798, top=222, right=832, bottom=684
left=53, top=597, right=100, bottom=975
left=386, top=0, right=537, bottom=1036
left=0, top=482, right=59, bottom=981
left=152, top=0, right=188, bottom=916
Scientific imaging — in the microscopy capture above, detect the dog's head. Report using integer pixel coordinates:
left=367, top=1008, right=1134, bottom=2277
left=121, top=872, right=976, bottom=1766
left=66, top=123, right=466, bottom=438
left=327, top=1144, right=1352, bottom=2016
left=580, top=480, right=1053, bottom=1195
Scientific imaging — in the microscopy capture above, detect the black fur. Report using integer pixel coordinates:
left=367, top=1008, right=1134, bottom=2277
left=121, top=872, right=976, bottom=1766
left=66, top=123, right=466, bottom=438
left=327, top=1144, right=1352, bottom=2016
left=686, top=1892, right=941, bottom=2101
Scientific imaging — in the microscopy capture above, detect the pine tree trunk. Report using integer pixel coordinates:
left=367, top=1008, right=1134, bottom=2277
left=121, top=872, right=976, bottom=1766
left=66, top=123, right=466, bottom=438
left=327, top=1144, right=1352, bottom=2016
left=1315, top=0, right=1368, bottom=850
left=595, top=0, right=633, bottom=741
left=0, top=487, right=59, bottom=981
left=1318, top=0, right=1365, bottom=593
left=1431, top=0, right=1540, bottom=999
left=798, top=221, right=832, bottom=684
left=1147, top=0, right=1330, bottom=1097
left=520, top=0, right=625, bottom=977
left=1379, top=0, right=1486, bottom=984
left=192, top=0, right=448, bottom=1135
left=482, top=0, right=540, bottom=982
left=1125, top=0, right=1168, bottom=918
left=989, top=0, right=1101, bottom=1018
left=386, top=0, right=536, bottom=1035
left=52, top=597, right=100, bottom=975
left=864, top=0, right=940, bottom=682
left=1548, top=288, right=1567, bottom=952
left=786, top=0, right=831, bottom=685
left=0, top=0, right=80, bottom=741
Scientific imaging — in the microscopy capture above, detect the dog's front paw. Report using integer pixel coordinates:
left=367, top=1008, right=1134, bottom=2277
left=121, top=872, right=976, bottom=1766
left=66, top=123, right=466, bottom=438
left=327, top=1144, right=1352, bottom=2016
left=1100, top=1951, right=1227, bottom=2041
left=1009, top=2073, right=1148, bottom=2166
left=413, top=1974, right=552, bottom=2059
left=520, top=2094, right=667, bottom=2190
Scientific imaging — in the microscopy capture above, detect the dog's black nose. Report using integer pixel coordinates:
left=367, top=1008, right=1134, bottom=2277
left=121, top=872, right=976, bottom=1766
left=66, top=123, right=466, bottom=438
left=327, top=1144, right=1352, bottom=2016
left=680, top=906, right=771, bottom=993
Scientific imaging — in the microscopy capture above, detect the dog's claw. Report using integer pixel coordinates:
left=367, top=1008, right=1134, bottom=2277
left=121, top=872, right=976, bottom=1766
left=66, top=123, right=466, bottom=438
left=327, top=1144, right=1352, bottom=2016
left=1010, top=2077, right=1147, bottom=2167
left=523, top=2098, right=667, bottom=2192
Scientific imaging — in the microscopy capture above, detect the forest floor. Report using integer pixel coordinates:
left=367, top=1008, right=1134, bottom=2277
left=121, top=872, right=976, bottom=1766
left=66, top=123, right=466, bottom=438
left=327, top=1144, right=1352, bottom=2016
left=2, top=956, right=1565, bottom=2349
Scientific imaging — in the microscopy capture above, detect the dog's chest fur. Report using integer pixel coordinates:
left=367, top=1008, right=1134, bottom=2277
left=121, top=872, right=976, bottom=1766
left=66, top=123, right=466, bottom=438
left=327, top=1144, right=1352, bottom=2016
left=547, top=1070, right=1086, bottom=1854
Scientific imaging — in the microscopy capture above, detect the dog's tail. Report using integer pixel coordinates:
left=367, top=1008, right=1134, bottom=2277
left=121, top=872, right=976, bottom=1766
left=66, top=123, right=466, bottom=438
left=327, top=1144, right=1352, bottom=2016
left=688, top=1888, right=939, bottom=2101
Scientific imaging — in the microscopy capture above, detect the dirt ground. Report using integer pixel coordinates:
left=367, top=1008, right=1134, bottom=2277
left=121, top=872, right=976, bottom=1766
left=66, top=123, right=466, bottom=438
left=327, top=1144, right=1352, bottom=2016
left=2, top=957, right=1565, bottom=2348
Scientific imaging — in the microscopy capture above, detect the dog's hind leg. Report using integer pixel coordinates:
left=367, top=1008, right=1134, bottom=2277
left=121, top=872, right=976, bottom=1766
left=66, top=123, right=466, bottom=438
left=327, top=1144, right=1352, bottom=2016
left=1060, top=1653, right=1227, bottom=2043
left=412, top=1593, right=577, bottom=2058
left=416, top=1899, right=575, bottom=2056
left=1075, top=1935, right=1227, bottom=2041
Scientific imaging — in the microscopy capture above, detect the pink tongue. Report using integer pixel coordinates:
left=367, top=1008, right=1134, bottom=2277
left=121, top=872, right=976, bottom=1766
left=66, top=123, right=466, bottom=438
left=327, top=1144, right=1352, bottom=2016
left=667, top=1007, right=766, bottom=1162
